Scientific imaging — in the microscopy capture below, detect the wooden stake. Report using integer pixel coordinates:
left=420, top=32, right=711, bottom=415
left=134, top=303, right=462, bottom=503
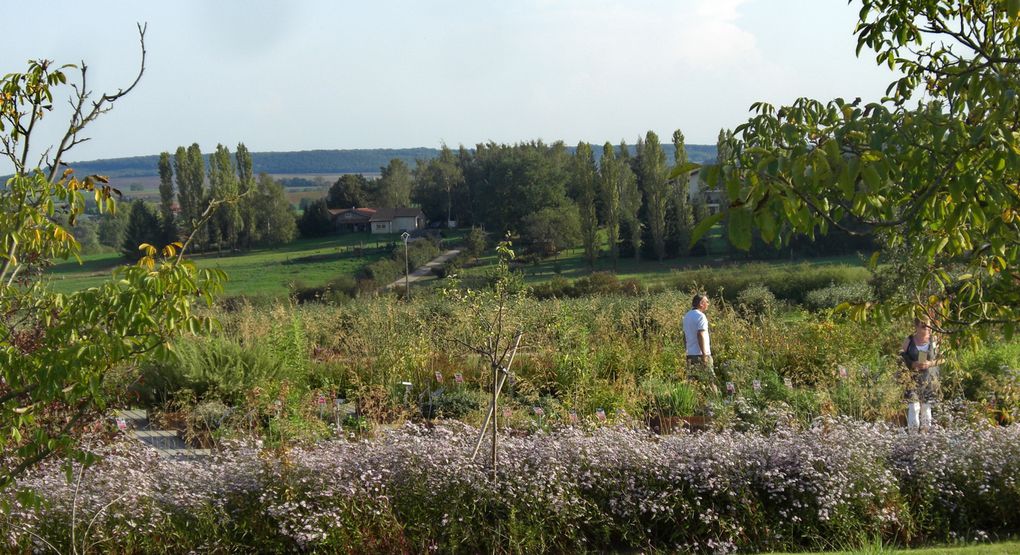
left=471, top=332, right=522, bottom=462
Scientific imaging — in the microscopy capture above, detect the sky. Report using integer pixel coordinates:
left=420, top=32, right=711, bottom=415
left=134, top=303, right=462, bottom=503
left=1, top=0, right=900, bottom=168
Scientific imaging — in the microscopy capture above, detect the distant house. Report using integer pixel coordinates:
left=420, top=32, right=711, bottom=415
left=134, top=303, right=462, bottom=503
left=328, top=207, right=426, bottom=235
left=329, top=207, right=375, bottom=233
left=684, top=169, right=723, bottom=215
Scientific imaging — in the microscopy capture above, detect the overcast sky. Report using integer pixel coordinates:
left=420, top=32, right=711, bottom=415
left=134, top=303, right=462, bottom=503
left=2, top=0, right=898, bottom=168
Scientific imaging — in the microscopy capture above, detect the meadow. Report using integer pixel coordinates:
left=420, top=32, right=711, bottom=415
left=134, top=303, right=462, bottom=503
left=46, top=233, right=412, bottom=297
left=6, top=264, right=1020, bottom=552
left=20, top=237, right=1020, bottom=553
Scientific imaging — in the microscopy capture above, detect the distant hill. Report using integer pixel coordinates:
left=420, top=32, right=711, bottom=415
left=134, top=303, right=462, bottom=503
left=66, top=144, right=718, bottom=179
left=67, top=148, right=441, bottom=179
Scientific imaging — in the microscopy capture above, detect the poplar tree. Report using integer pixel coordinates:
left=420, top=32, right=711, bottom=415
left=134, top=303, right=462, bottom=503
left=235, top=143, right=256, bottom=249
left=599, top=142, right=621, bottom=265
left=638, top=131, right=669, bottom=261
left=208, top=144, right=241, bottom=250
left=618, top=140, right=642, bottom=261
left=671, top=129, right=695, bottom=256
left=174, top=144, right=206, bottom=248
left=574, top=142, right=599, bottom=268
left=157, top=151, right=176, bottom=245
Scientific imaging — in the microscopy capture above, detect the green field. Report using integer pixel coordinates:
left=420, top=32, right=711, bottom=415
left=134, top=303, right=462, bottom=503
left=47, top=226, right=866, bottom=299
left=435, top=223, right=866, bottom=290
left=47, top=233, right=410, bottom=297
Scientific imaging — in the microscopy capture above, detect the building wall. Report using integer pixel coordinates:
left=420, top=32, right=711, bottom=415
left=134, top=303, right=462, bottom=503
left=372, top=221, right=393, bottom=234
left=392, top=216, right=422, bottom=232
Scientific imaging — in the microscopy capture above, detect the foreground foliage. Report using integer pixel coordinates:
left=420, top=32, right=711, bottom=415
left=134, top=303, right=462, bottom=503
left=138, top=292, right=1019, bottom=449
left=3, top=420, right=1019, bottom=553
left=706, top=0, right=1020, bottom=331
left=0, top=29, right=223, bottom=491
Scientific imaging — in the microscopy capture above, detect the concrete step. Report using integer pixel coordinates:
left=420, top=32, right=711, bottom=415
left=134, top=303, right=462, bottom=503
left=131, top=430, right=188, bottom=450
left=113, top=409, right=211, bottom=457
left=154, top=448, right=213, bottom=459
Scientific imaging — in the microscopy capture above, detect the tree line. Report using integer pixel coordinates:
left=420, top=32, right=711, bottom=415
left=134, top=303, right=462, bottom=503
left=85, top=133, right=868, bottom=264
left=118, top=143, right=296, bottom=259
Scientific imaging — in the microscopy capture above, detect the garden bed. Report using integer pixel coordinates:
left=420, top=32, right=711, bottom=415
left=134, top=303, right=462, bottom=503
left=5, top=419, right=1019, bottom=553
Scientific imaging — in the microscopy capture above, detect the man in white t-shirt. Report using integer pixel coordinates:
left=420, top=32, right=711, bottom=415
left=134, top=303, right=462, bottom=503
left=683, top=294, right=717, bottom=392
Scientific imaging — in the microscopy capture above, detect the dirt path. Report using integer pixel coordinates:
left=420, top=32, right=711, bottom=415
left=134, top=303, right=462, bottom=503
left=385, top=249, right=461, bottom=290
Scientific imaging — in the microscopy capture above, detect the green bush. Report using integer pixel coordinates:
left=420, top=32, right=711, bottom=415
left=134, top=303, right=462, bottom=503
left=804, top=281, right=874, bottom=311
left=530, top=272, right=644, bottom=299
left=360, top=257, right=401, bottom=282
left=530, top=275, right=572, bottom=299
left=463, top=227, right=488, bottom=257
left=944, top=340, right=1020, bottom=424
left=672, top=263, right=870, bottom=305
left=420, top=387, right=484, bottom=419
left=736, top=284, right=779, bottom=317
left=188, top=399, right=230, bottom=432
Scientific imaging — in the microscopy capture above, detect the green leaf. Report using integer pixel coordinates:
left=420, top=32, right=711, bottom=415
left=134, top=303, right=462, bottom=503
left=668, top=161, right=701, bottom=179
left=838, top=160, right=856, bottom=197
left=689, top=211, right=723, bottom=249
left=861, top=164, right=881, bottom=191
left=728, top=208, right=753, bottom=251
left=757, top=209, right=777, bottom=244
left=724, top=173, right=741, bottom=202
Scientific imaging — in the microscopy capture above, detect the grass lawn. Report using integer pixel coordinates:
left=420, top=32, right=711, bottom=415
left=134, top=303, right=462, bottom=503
left=768, top=541, right=1020, bottom=554
left=46, top=233, right=415, bottom=298
left=442, top=222, right=867, bottom=290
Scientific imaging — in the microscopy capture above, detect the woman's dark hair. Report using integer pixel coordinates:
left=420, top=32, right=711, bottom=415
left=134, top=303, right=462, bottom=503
left=692, top=294, right=707, bottom=309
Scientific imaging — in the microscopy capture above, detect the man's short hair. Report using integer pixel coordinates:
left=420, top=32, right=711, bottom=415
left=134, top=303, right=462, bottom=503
left=692, top=294, right=706, bottom=308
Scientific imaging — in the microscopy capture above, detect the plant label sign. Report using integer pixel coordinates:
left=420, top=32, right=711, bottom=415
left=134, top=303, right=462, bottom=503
left=316, top=395, right=326, bottom=405
left=784, top=377, right=793, bottom=389
left=335, top=397, right=345, bottom=407
left=838, top=366, right=848, bottom=379
left=533, top=406, right=544, bottom=417
left=568, top=411, right=578, bottom=424
left=726, top=382, right=735, bottom=394
left=434, top=371, right=444, bottom=383
left=752, top=380, right=761, bottom=392
left=596, top=408, right=607, bottom=422
left=116, top=418, right=127, bottom=431
left=454, top=372, right=464, bottom=384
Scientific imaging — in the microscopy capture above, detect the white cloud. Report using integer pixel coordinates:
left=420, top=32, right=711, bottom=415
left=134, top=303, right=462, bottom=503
left=679, top=0, right=760, bottom=70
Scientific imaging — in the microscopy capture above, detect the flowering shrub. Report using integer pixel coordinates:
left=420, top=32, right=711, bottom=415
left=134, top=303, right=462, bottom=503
left=4, top=420, right=1019, bottom=553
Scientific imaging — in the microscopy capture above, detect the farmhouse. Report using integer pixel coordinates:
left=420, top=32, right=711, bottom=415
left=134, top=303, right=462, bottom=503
left=684, top=169, right=723, bottom=215
left=328, top=207, right=426, bottom=235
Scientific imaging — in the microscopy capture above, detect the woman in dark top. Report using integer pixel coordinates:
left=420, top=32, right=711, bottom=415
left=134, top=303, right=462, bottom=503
left=900, top=318, right=942, bottom=431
